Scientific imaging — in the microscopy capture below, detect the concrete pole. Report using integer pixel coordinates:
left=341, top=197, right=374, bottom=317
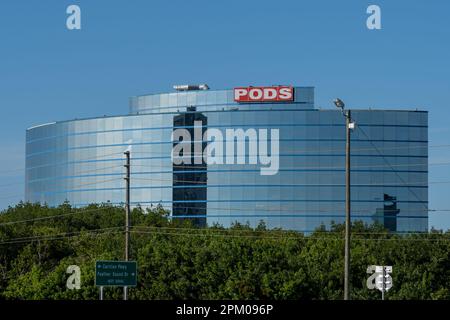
left=344, top=110, right=351, bottom=300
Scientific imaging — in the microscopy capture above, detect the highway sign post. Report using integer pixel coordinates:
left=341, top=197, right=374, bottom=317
left=95, top=260, right=137, bottom=300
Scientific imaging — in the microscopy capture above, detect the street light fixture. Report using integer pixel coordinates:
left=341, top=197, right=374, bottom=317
left=334, top=98, right=354, bottom=300
left=334, top=98, right=345, bottom=110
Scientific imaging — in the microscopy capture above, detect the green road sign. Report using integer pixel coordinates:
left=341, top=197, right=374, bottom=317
left=95, top=261, right=137, bottom=287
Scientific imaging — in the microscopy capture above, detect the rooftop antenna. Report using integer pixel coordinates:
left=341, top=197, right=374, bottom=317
left=173, top=84, right=210, bottom=91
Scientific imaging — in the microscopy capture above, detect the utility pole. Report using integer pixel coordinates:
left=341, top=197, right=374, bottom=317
left=124, top=150, right=131, bottom=301
left=344, top=109, right=352, bottom=300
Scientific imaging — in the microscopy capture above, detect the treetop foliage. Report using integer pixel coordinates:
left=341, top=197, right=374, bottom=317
left=0, top=202, right=449, bottom=300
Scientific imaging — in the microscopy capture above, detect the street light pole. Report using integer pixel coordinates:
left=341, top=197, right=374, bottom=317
left=124, top=150, right=131, bottom=301
left=344, top=109, right=351, bottom=301
left=333, top=99, right=353, bottom=301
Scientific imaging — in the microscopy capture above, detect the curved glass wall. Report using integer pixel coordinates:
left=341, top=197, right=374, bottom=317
left=25, top=87, right=428, bottom=232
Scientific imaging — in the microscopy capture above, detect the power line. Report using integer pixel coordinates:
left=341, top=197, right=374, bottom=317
left=129, top=142, right=435, bottom=154
left=129, top=229, right=450, bottom=242
left=130, top=162, right=434, bottom=170
left=130, top=225, right=439, bottom=236
left=0, top=226, right=123, bottom=242
left=0, top=181, right=25, bottom=189
left=356, top=125, right=428, bottom=210
left=0, top=206, right=441, bottom=230
left=0, top=206, right=123, bottom=227
left=22, top=151, right=125, bottom=171
left=0, top=227, right=124, bottom=246
left=65, top=164, right=124, bottom=176
left=0, top=194, right=24, bottom=200
left=21, top=142, right=444, bottom=174
left=136, top=204, right=436, bottom=214
left=131, top=176, right=436, bottom=185
left=0, top=178, right=123, bottom=200
left=1, top=225, right=448, bottom=245
left=0, top=205, right=443, bottom=231
left=11, top=160, right=435, bottom=190
left=20, top=156, right=435, bottom=178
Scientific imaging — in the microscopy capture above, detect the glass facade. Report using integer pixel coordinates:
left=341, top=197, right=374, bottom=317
left=25, top=87, right=428, bottom=232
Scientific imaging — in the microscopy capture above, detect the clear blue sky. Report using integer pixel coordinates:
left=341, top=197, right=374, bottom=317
left=1, top=0, right=449, bottom=230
